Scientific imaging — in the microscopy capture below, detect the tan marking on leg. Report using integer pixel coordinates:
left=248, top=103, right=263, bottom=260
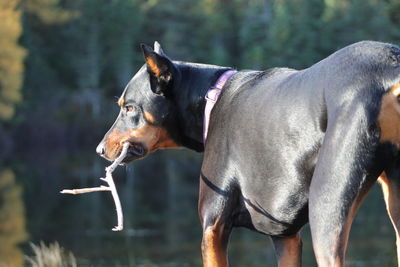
left=378, top=84, right=400, bottom=145
left=272, top=234, right=302, bottom=267
left=378, top=172, right=400, bottom=266
left=378, top=173, right=390, bottom=207
left=202, top=219, right=228, bottom=267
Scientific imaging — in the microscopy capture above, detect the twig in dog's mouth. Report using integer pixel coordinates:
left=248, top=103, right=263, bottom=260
left=60, top=142, right=130, bottom=231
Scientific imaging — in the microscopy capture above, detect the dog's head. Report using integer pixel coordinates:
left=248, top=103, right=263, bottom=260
left=96, top=42, right=181, bottom=163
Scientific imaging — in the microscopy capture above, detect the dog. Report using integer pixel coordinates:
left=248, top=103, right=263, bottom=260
left=96, top=41, right=400, bottom=266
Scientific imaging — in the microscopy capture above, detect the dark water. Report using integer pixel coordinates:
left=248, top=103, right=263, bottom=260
left=0, top=147, right=398, bottom=266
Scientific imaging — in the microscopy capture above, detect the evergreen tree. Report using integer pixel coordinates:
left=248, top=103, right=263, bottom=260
left=239, top=0, right=271, bottom=69
left=101, top=0, right=144, bottom=89
left=265, top=0, right=327, bottom=69
left=330, top=0, right=391, bottom=46
left=386, top=0, right=400, bottom=42
left=21, top=0, right=77, bottom=109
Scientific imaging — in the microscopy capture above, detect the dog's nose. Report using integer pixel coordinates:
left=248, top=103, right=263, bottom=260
left=96, top=142, right=105, bottom=156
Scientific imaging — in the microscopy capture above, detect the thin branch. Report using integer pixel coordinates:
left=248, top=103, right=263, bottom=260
left=60, top=186, right=110, bottom=194
left=60, top=142, right=130, bottom=231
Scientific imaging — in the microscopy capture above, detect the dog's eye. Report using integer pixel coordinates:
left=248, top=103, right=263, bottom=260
left=125, top=106, right=135, bottom=112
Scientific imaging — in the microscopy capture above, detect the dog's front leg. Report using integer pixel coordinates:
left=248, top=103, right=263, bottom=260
left=201, top=219, right=231, bottom=267
left=198, top=173, right=234, bottom=267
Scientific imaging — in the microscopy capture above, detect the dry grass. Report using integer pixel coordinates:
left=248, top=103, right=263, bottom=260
left=25, top=242, right=77, bottom=267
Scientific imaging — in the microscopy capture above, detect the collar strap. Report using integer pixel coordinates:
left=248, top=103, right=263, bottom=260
left=203, top=69, right=237, bottom=141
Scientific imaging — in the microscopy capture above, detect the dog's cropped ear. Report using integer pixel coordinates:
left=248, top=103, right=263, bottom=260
left=141, top=43, right=173, bottom=88
left=154, top=41, right=165, bottom=56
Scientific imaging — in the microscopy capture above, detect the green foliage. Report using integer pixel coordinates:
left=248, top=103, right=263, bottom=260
left=24, top=0, right=78, bottom=25
left=15, top=0, right=400, bottom=126
left=0, top=0, right=26, bottom=120
left=65, top=0, right=144, bottom=91
left=4, top=0, right=400, bottom=127
left=0, top=169, right=27, bottom=267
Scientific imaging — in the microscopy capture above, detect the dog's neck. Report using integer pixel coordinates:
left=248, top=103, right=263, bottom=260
left=171, top=62, right=231, bottom=152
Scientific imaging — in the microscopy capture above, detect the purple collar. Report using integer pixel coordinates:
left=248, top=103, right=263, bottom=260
left=203, top=70, right=237, bottom=141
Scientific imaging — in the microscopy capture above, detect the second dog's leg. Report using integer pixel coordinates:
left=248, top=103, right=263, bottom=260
left=379, top=171, right=400, bottom=266
left=271, top=233, right=302, bottom=267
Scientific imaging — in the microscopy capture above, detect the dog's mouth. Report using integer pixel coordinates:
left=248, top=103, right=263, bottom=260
left=121, top=143, right=147, bottom=164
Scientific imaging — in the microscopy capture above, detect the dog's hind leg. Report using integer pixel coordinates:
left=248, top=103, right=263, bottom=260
left=308, top=98, right=383, bottom=266
left=271, top=234, right=302, bottom=267
left=379, top=169, right=400, bottom=266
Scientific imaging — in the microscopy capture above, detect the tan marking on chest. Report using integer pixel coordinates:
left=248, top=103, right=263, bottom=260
left=378, top=84, right=400, bottom=145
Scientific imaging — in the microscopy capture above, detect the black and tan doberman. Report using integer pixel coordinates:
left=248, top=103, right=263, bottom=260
left=96, top=41, right=400, bottom=266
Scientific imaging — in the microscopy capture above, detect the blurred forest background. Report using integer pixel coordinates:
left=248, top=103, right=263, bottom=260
left=1, top=0, right=400, bottom=266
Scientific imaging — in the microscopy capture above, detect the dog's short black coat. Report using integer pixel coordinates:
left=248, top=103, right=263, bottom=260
left=97, top=41, right=400, bottom=266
